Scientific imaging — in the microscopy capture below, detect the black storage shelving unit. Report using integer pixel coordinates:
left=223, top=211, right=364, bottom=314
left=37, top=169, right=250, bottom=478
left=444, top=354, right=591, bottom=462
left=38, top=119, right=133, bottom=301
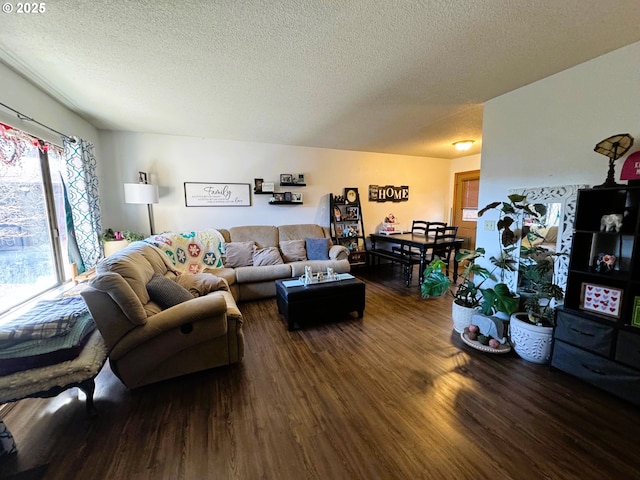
left=551, top=185, right=640, bottom=405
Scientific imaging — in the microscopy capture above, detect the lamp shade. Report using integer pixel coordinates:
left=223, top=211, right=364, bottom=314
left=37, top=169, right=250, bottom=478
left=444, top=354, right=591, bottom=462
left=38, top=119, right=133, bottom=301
left=124, top=183, right=159, bottom=204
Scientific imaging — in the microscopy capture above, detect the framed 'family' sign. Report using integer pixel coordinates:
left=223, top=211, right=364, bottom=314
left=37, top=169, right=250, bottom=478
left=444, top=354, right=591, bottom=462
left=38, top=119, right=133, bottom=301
left=184, top=182, right=252, bottom=207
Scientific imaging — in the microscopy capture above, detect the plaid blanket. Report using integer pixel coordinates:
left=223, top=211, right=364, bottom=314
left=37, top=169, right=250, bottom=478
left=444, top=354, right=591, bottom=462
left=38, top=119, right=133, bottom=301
left=0, top=296, right=88, bottom=347
left=144, top=230, right=226, bottom=274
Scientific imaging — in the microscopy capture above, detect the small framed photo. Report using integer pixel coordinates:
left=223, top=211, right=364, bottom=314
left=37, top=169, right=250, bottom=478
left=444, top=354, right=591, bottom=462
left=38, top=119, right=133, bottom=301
left=344, top=187, right=359, bottom=204
left=580, top=282, right=623, bottom=318
left=294, top=173, right=305, bottom=184
left=280, top=174, right=293, bottom=184
left=254, top=178, right=263, bottom=193
left=262, top=182, right=275, bottom=193
left=273, top=192, right=285, bottom=202
left=284, top=191, right=292, bottom=202
left=632, top=297, right=640, bottom=328
left=291, top=192, right=303, bottom=203
left=138, top=171, right=148, bottom=184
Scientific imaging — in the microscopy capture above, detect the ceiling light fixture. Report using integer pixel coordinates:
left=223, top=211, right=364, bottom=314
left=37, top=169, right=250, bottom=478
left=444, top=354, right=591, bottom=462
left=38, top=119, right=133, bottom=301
left=453, top=140, right=475, bottom=151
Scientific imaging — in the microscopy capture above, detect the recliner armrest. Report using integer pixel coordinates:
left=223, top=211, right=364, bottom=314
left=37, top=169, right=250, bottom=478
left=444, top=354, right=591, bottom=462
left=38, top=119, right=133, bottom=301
left=329, top=245, right=349, bottom=261
left=110, top=294, right=228, bottom=360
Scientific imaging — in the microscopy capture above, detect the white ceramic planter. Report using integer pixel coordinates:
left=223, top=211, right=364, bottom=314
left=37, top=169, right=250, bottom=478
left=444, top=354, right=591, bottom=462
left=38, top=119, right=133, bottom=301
left=509, top=312, right=553, bottom=364
left=451, top=301, right=479, bottom=333
left=103, top=239, right=130, bottom=257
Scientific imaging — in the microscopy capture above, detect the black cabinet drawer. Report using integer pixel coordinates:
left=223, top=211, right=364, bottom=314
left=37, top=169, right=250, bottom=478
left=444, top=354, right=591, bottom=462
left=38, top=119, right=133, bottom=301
left=552, top=340, right=640, bottom=405
left=616, top=331, right=640, bottom=369
left=555, top=310, right=614, bottom=356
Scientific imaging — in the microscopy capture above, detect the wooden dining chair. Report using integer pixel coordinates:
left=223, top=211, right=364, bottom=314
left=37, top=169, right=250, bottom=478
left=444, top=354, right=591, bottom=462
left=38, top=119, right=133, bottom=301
left=433, top=226, right=459, bottom=276
left=393, top=220, right=432, bottom=257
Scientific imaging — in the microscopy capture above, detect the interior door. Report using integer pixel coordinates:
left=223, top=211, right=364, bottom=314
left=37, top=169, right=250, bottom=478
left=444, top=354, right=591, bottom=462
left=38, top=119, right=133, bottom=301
left=452, top=170, right=480, bottom=251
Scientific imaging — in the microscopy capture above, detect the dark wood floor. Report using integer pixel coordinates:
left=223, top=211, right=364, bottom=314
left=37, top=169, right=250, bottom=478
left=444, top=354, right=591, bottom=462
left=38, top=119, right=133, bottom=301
left=1, top=264, right=640, bottom=480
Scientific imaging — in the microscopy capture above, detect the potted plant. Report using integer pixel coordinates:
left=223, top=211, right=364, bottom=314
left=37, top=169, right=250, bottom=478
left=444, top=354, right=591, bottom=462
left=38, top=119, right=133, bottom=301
left=421, top=248, right=495, bottom=333
left=478, top=193, right=547, bottom=284
left=509, top=239, right=566, bottom=363
left=479, top=282, right=520, bottom=320
left=100, top=228, right=145, bottom=256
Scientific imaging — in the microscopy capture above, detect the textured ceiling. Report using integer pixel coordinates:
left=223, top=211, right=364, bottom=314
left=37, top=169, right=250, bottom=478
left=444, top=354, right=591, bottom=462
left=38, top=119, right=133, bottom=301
left=1, top=1, right=639, bottom=159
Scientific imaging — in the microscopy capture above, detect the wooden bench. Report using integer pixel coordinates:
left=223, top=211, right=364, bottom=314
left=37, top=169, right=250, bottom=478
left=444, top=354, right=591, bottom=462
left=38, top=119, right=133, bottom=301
left=367, top=248, right=420, bottom=286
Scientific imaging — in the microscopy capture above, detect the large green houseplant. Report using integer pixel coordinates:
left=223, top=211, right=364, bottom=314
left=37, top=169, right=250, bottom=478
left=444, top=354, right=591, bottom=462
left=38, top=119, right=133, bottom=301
left=518, top=240, right=565, bottom=327
left=478, top=193, right=547, bottom=283
left=475, top=192, right=548, bottom=320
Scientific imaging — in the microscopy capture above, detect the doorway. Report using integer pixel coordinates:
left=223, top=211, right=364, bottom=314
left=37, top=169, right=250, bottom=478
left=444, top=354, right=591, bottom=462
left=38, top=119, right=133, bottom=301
left=452, top=170, right=480, bottom=251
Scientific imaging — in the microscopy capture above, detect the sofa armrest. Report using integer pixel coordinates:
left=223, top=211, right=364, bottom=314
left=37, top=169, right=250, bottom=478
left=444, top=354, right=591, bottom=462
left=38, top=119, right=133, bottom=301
left=110, top=294, right=228, bottom=360
left=329, top=244, right=349, bottom=261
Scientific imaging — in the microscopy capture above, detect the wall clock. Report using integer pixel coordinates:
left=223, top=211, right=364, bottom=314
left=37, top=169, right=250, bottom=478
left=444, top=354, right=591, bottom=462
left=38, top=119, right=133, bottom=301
left=344, top=187, right=359, bottom=204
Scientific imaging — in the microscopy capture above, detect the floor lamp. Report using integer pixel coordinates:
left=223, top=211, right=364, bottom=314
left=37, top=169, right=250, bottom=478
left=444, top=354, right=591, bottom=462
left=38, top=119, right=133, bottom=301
left=124, top=174, right=159, bottom=235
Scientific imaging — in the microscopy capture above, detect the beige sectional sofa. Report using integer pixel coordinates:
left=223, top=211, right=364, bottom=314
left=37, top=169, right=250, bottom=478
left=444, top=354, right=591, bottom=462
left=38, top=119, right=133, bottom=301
left=210, top=224, right=351, bottom=301
left=80, top=224, right=350, bottom=389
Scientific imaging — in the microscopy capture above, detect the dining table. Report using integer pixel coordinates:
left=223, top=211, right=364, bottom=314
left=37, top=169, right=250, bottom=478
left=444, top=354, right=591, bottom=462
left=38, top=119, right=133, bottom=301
left=368, top=232, right=464, bottom=286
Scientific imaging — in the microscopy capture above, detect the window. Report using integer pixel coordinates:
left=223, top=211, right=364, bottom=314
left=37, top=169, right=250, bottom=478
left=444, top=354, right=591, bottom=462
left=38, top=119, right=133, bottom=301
left=0, top=126, right=69, bottom=315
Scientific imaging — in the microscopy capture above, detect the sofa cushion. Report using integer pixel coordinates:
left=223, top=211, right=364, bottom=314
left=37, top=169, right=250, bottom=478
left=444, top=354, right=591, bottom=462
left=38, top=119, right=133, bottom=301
left=146, top=274, right=194, bottom=309
left=306, top=237, right=330, bottom=260
left=279, top=239, right=307, bottom=262
left=229, top=225, right=279, bottom=247
left=224, top=241, right=255, bottom=268
left=175, top=273, right=229, bottom=297
left=278, top=224, right=326, bottom=241
left=253, top=246, right=284, bottom=266
left=234, top=264, right=292, bottom=283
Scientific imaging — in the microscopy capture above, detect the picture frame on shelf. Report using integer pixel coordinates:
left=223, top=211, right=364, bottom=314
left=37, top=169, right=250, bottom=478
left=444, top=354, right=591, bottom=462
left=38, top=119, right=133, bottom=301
left=344, top=187, right=359, bottom=204
left=280, top=174, right=293, bottom=184
left=579, top=282, right=623, bottom=318
left=254, top=178, right=263, bottom=193
left=284, top=192, right=292, bottom=202
left=293, top=173, right=305, bottom=184
left=345, top=206, right=359, bottom=219
left=272, top=192, right=285, bottom=202
left=291, top=192, right=303, bottom=203
left=262, top=182, right=275, bottom=193
left=633, top=297, right=640, bottom=328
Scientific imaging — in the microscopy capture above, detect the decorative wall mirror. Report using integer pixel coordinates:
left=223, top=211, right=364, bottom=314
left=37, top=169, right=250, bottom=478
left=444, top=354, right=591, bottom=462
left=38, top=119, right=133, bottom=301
left=509, top=184, right=588, bottom=291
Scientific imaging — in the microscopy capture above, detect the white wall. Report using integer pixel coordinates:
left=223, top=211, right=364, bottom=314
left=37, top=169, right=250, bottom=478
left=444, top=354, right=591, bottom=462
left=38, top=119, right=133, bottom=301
left=0, top=63, right=99, bottom=146
left=477, top=42, right=640, bottom=276
left=99, top=131, right=452, bottom=236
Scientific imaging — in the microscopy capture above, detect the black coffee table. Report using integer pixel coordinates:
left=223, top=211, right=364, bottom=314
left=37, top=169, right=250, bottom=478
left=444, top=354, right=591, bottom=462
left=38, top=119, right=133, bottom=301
left=275, top=276, right=366, bottom=330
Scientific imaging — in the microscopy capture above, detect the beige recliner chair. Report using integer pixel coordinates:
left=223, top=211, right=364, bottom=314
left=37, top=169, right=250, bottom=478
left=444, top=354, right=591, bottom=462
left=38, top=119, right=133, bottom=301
left=80, top=242, right=243, bottom=389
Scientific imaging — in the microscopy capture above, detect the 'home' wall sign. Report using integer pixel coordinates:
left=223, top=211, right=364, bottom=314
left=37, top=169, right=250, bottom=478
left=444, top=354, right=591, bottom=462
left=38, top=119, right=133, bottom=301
left=368, top=185, right=409, bottom=202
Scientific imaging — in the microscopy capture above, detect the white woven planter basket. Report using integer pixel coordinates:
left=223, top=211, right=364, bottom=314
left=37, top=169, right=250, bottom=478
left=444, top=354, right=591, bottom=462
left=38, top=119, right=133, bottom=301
left=451, top=301, right=479, bottom=333
left=509, top=312, right=553, bottom=364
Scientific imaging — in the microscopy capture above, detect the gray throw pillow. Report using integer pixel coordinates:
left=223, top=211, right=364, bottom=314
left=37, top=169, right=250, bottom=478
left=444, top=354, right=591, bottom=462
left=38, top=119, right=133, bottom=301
left=146, top=274, right=194, bottom=309
left=279, top=239, right=307, bottom=262
left=253, top=246, right=284, bottom=266
left=224, top=241, right=255, bottom=268
left=305, top=237, right=330, bottom=260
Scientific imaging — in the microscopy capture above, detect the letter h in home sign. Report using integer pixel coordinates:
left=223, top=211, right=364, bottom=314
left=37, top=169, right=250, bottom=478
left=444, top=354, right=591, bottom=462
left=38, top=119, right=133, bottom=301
left=371, top=185, right=409, bottom=202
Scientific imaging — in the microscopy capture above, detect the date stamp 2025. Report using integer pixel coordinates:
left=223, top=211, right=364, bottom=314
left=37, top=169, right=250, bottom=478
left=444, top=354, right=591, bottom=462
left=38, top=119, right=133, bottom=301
left=2, top=2, right=46, bottom=14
